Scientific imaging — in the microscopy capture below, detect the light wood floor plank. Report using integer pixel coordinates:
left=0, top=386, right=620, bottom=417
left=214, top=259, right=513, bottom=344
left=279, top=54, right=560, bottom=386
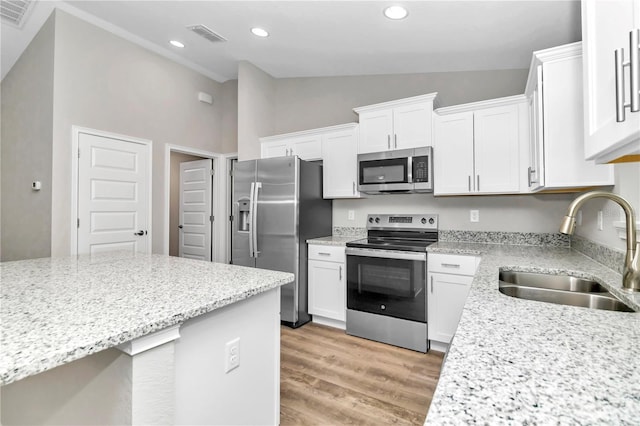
left=281, top=323, right=444, bottom=425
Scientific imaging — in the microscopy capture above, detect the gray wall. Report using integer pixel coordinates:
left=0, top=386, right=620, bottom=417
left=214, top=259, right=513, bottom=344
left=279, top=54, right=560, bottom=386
left=574, top=162, right=640, bottom=251
left=274, top=70, right=529, bottom=134
left=259, top=67, right=577, bottom=234
left=0, top=15, right=55, bottom=261
left=237, top=61, right=276, bottom=161
left=49, top=10, right=231, bottom=257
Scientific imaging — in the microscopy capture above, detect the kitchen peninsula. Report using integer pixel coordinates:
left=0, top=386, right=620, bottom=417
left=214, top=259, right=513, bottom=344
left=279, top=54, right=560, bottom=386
left=0, top=252, right=293, bottom=425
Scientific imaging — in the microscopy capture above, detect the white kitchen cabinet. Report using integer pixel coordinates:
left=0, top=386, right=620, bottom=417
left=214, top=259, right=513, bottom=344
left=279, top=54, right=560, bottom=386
left=321, top=123, right=361, bottom=199
left=260, top=132, right=322, bottom=161
left=427, top=253, right=479, bottom=351
left=433, top=96, right=527, bottom=195
left=354, top=93, right=439, bottom=154
left=308, top=244, right=346, bottom=329
left=525, top=42, right=615, bottom=191
left=581, top=0, right=640, bottom=163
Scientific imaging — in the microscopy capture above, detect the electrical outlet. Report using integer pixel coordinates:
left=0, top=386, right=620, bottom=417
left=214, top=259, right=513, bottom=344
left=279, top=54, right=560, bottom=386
left=470, top=210, right=479, bottom=223
left=225, top=338, right=240, bottom=373
left=597, top=210, right=603, bottom=231
left=348, top=210, right=355, bottom=221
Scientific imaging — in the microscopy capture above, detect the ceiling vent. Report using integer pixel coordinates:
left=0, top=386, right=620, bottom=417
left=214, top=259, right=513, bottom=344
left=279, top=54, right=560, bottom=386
left=1, top=0, right=34, bottom=28
left=187, top=24, right=227, bottom=44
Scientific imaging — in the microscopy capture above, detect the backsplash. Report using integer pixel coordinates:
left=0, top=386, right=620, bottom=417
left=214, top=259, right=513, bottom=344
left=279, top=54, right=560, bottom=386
left=438, top=230, right=570, bottom=247
left=332, top=227, right=366, bottom=237
left=570, top=235, right=625, bottom=275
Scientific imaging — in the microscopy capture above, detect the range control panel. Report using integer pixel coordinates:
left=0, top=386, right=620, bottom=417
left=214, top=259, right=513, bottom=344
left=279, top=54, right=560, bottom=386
left=366, top=214, right=438, bottom=230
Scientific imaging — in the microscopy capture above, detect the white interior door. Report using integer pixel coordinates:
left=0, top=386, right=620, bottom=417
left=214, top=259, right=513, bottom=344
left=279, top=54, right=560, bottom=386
left=179, top=159, right=213, bottom=261
left=77, top=133, right=150, bottom=255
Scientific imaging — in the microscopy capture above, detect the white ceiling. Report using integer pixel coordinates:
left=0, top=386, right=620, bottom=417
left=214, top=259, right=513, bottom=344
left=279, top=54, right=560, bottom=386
left=1, top=1, right=582, bottom=83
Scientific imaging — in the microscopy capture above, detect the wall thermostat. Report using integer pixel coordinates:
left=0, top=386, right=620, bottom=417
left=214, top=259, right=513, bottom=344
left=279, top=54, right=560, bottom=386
left=32, top=181, right=41, bottom=191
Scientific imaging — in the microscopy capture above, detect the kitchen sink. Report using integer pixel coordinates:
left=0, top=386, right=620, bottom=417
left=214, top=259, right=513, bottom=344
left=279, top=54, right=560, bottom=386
left=498, top=271, right=636, bottom=313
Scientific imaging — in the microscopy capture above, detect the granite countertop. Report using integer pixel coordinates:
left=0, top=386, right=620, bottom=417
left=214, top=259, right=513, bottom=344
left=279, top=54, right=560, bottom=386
left=425, top=242, right=640, bottom=424
left=0, top=253, right=294, bottom=386
left=306, top=235, right=362, bottom=246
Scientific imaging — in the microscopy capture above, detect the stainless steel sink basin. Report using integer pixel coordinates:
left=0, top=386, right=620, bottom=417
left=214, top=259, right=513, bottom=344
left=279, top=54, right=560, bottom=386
left=498, top=271, right=636, bottom=313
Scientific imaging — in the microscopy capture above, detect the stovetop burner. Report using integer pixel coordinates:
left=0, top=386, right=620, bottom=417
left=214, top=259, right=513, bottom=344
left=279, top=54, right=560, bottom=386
left=346, top=214, right=438, bottom=252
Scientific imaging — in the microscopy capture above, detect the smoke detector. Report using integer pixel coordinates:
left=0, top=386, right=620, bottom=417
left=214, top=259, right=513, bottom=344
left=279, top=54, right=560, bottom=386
left=1, top=0, right=34, bottom=27
left=187, top=24, right=227, bottom=44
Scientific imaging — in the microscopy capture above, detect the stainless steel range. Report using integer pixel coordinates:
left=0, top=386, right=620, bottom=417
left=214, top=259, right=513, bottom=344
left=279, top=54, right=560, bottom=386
left=345, top=214, right=438, bottom=352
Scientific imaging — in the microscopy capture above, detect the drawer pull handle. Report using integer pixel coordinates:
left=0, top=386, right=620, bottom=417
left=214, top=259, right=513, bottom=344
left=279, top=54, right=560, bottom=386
left=441, top=263, right=461, bottom=268
left=319, top=252, right=331, bottom=256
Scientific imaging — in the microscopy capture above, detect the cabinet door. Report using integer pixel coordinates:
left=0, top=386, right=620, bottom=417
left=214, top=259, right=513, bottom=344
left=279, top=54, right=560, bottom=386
left=393, top=102, right=432, bottom=149
left=542, top=56, right=614, bottom=187
left=290, top=134, right=322, bottom=160
left=433, top=112, right=474, bottom=195
left=322, top=127, right=360, bottom=199
left=582, top=0, right=640, bottom=161
left=427, top=273, right=472, bottom=344
left=474, top=104, right=521, bottom=194
left=308, top=259, right=346, bottom=321
left=528, top=68, right=545, bottom=191
left=358, top=109, right=394, bottom=154
left=261, top=140, right=289, bottom=158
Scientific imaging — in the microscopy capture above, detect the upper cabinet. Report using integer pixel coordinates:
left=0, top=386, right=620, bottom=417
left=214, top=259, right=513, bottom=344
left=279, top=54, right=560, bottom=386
left=354, top=93, right=439, bottom=154
left=321, top=123, right=361, bottom=199
left=524, top=42, right=614, bottom=191
left=433, top=96, right=527, bottom=196
left=261, top=132, right=322, bottom=161
left=581, top=0, right=640, bottom=163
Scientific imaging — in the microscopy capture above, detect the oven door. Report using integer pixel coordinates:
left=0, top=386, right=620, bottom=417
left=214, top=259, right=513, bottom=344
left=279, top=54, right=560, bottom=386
left=346, top=247, right=427, bottom=323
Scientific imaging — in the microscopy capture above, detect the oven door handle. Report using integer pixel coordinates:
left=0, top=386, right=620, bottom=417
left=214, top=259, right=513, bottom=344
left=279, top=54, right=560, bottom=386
left=345, top=247, right=426, bottom=261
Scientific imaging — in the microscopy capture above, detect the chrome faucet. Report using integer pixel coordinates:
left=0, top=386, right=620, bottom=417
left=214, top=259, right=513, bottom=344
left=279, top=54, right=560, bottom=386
left=559, top=191, right=640, bottom=291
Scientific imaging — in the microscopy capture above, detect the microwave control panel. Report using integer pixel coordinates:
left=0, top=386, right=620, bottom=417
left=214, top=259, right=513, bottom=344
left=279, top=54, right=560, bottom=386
left=412, top=156, right=430, bottom=182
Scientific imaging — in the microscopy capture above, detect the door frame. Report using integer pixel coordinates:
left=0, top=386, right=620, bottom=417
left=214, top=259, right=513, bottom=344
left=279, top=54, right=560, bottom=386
left=70, top=126, right=153, bottom=256
left=164, top=144, right=231, bottom=262
left=225, top=155, right=238, bottom=264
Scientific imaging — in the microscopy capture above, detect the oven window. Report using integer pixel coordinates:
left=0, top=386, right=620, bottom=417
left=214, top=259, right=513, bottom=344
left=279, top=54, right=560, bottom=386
left=346, top=255, right=426, bottom=322
left=359, top=158, right=408, bottom=184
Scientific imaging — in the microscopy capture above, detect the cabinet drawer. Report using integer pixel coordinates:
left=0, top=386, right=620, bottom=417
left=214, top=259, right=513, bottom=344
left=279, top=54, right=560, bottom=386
left=428, top=253, right=478, bottom=276
left=308, top=244, right=345, bottom=262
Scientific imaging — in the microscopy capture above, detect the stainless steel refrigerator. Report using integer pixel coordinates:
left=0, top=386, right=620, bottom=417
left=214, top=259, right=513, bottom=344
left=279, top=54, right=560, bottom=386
left=231, top=156, right=332, bottom=328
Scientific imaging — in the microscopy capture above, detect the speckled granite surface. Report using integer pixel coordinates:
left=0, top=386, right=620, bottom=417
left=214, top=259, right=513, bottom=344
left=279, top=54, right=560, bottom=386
left=439, top=230, right=570, bottom=247
left=332, top=227, right=366, bottom=237
left=0, top=253, right=294, bottom=386
left=425, top=242, right=640, bottom=424
left=571, top=234, right=626, bottom=275
left=306, top=235, right=361, bottom=246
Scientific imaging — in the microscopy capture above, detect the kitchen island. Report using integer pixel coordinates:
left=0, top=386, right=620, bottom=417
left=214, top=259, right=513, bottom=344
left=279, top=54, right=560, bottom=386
left=425, top=242, right=640, bottom=424
left=0, top=252, right=294, bottom=425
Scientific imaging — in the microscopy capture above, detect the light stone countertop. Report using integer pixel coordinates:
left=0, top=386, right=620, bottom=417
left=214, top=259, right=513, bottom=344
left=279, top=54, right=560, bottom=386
left=306, top=235, right=362, bottom=246
left=425, top=242, right=640, bottom=424
left=0, top=253, right=294, bottom=386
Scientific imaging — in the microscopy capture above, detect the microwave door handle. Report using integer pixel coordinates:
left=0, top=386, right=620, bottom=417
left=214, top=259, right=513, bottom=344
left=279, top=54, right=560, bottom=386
left=407, top=156, right=413, bottom=185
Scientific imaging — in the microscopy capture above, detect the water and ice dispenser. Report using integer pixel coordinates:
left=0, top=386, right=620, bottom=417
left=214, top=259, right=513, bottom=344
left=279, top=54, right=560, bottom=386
left=237, top=199, right=250, bottom=232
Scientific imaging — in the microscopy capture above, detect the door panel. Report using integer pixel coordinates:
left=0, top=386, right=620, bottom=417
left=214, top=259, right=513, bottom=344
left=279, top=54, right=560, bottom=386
left=78, top=133, right=149, bottom=255
left=179, top=159, right=213, bottom=261
left=393, top=102, right=431, bottom=149
left=433, top=112, right=474, bottom=195
left=231, top=160, right=256, bottom=267
left=254, top=156, right=298, bottom=323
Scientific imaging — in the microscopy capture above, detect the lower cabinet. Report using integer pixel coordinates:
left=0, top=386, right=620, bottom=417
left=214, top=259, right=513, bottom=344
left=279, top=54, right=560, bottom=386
left=308, top=244, right=346, bottom=329
left=427, top=253, right=479, bottom=351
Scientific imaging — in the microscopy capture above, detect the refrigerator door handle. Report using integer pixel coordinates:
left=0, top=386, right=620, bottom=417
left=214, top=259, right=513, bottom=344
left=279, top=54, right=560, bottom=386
left=252, top=182, right=262, bottom=257
left=249, top=182, right=255, bottom=258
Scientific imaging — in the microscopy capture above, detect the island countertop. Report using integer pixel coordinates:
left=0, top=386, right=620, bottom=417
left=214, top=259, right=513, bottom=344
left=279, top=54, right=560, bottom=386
left=425, top=242, right=640, bottom=424
left=0, top=253, right=294, bottom=386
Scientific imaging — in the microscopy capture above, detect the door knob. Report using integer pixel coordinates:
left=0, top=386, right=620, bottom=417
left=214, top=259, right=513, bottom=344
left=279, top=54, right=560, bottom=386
left=178, top=225, right=183, bottom=229
left=134, top=230, right=145, bottom=236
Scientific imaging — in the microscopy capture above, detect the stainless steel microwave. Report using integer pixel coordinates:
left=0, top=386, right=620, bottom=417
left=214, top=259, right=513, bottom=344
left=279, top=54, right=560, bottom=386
left=357, top=147, right=433, bottom=194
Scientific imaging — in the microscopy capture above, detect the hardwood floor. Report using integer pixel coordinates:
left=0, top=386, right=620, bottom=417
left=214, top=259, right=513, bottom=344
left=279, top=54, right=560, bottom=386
left=280, top=323, right=444, bottom=425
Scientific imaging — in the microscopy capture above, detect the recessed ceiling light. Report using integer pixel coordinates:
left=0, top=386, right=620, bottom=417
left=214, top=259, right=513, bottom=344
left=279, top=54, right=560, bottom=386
left=384, top=6, right=408, bottom=20
left=169, top=40, right=185, bottom=48
left=251, top=27, right=269, bottom=37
